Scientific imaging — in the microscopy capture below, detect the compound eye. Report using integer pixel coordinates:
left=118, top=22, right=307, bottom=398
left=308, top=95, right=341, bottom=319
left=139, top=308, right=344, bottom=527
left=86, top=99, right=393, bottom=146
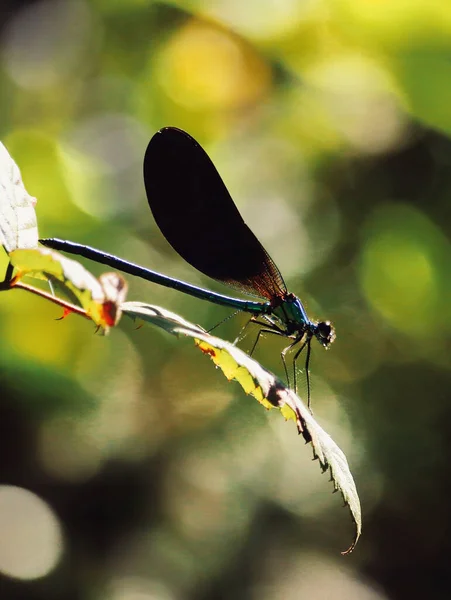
left=316, top=321, right=334, bottom=345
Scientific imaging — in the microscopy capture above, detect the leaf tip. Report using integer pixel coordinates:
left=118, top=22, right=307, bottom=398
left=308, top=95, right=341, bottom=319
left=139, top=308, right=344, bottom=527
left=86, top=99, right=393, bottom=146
left=341, top=536, right=359, bottom=556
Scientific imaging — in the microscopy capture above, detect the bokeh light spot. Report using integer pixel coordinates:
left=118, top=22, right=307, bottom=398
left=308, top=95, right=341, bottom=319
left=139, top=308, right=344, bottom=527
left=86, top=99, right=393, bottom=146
left=204, top=0, right=319, bottom=39
left=360, top=203, right=451, bottom=338
left=2, top=0, right=97, bottom=90
left=154, top=20, right=271, bottom=111
left=0, top=485, right=63, bottom=580
left=304, top=54, right=407, bottom=154
left=108, top=576, right=176, bottom=600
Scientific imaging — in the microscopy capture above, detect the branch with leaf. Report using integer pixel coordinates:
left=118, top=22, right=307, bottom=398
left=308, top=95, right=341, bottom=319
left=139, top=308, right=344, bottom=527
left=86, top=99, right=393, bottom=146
left=0, top=141, right=361, bottom=554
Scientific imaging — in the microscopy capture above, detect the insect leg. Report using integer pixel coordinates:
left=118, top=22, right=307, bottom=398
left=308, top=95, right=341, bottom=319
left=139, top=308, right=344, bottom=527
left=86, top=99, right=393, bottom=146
left=293, top=337, right=312, bottom=410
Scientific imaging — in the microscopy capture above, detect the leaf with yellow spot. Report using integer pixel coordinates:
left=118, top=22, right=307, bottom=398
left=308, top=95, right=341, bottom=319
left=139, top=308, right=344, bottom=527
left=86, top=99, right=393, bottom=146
left=122, top=300, right=361, bottom=554
left=9, top=247, right=127, bottom=331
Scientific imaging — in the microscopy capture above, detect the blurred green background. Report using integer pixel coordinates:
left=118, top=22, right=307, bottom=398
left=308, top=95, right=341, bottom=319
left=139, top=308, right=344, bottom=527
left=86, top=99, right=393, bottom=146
left=1, top=0, right=451, bottom=598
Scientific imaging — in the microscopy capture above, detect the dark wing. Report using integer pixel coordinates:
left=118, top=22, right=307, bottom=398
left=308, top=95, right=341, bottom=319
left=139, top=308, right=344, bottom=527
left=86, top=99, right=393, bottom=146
left=143, top=127, right=287, bottom=300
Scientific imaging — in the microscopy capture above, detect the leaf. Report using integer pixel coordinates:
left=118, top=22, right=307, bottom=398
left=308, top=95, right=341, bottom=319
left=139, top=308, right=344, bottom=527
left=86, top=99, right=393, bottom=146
left=0, top=143, right=126, bottom=330
left=122, top=301, right=361, bottom=554
left=9, top=247, right=128, bottom=330
left=0, top=142, right=38, bottom=253
left=121, top=301, right=208, bottom=336
left=97, top=272, right=128, bottom=327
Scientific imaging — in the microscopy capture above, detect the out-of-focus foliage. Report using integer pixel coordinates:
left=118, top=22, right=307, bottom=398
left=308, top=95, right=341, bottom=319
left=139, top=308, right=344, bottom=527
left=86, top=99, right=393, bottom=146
left=1, top=0, right=451, bottom=598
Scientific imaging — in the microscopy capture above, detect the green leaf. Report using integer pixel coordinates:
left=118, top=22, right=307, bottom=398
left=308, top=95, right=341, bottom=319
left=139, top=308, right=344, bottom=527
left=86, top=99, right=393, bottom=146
left=10, top=247, right=128, bottom=330
left=122, top=300, right=361, bottom=554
